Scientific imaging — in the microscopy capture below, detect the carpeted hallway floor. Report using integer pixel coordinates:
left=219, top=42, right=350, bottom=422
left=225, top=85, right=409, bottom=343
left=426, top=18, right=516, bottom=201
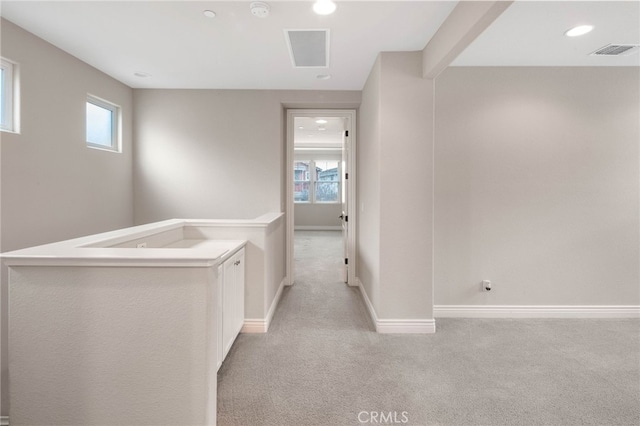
left=217, top=231, right=640, bottom=426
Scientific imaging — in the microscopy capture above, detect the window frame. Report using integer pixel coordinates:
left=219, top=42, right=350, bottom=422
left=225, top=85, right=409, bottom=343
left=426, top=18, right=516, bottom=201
left=1, top=57, right=16, bottom=133
left=294, top=158, right=341, bottom=204
left=86, top=94, right=120, bottom=152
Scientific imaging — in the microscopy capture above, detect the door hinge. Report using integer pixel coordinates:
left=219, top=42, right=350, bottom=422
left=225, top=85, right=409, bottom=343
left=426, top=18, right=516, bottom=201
left=345, top=215, right=348, bottom=222
left=345, top=258, right=349, bottom=265
left=345, top=173, right=349, bottom=179
left=345, top=130, right=349, bottom=137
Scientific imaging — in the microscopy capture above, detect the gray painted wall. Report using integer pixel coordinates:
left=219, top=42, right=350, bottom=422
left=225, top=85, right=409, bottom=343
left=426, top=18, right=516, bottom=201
left=378, top=52, right=434, bottom=319
left=0, top=18, right=134, bottom=251
left=0, top=18, right=134, bottom=415
left=294, top=204, right=342, bottom=228
left=358, top=52, right=434, bottom=320
left=358, top=55, right=382, bottom=314
left=434, top=67, right=640, bottom=306
left=133, top=90, right=360, bottom=224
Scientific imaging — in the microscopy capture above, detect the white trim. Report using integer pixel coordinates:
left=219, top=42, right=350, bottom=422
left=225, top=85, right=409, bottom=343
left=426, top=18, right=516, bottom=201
left=357, top=278, right=436, bottom=334
left=241, top=319, right=268, bottom=334
left=294, top=226, right=341, bottom=231
left=357, top=278, right=378, bottom=328
left=241, top=277, right=286, bottom=333
left=0, top=416, right=8, bottom=426
left=265, top=277, right=286, bottom=329
left=434, top=305, right=640, bottom=319
left=186, top=213, right=284, bottom=230
left=377, top=319, right=436, bottom=334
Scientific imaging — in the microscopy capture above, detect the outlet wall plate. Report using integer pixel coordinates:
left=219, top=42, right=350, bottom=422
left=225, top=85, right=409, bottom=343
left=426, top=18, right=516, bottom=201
left=482, top=280, right=491, bottom=292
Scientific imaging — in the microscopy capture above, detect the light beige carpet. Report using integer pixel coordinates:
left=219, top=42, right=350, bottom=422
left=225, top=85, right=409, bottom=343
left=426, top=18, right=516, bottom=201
left=217, top=231, right=640, bottom=426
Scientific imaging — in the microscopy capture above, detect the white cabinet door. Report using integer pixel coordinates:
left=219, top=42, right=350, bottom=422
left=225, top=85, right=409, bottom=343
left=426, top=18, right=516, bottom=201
left=234, top=250, right=245, bottom=337
left=221, top=248, right=245, bottom=363
left=216, top=264, right=224, bottom=371
left=222, top=255, right=236, bottom=360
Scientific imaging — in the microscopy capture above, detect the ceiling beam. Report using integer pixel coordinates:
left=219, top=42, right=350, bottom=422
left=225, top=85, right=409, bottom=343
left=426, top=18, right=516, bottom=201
left=422, top=0, right=513, bottom=79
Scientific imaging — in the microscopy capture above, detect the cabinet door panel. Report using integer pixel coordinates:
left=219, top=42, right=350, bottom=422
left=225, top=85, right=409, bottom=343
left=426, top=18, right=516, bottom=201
left=235, top=250, right=245, bottom=336
left=216, top=264, right=223, bottom=371
left=222, top=257, right=235, bottom=359
left=220, top=248, right=246, bottom=365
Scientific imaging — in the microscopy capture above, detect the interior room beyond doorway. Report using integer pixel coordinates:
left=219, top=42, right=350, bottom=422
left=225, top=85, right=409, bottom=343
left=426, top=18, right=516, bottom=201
left=286, top=109, right=357, bottom=287
left=294, top=116, right=344, bottom=231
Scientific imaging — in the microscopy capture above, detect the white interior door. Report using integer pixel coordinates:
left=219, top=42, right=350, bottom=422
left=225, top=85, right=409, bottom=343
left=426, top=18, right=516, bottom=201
left=341, top=127, right=349, bottom=283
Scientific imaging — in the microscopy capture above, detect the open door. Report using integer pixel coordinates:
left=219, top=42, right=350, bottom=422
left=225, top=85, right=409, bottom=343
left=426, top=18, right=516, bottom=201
left=340, top=127, right=349, bottom=283
left=286, top=109, right=356, bottom=288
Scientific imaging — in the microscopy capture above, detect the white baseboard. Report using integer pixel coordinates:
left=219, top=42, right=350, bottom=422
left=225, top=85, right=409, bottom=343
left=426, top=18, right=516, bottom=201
left=265, top=277, right=286, bottom=328
left=357, top=277, right=378, bottom=328
left=294, top=226, right=341, bottom=231
left=1, top=416, right=8, bottom=426
left=241, top=277, right=286, bottom=333
left=434, top=305, right=640, bottom=319
left=241, top=319, right=268, bottom=333
left=376, top=318, right=436, bottom=334
left=357, top=278, right=436, bottom=334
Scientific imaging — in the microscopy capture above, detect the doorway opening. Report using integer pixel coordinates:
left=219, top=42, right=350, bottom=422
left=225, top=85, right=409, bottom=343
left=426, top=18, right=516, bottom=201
left=286, top=109, right=356, bottom=287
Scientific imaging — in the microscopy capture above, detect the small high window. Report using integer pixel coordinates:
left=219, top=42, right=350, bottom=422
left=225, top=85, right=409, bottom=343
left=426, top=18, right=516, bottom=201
left=1, top=57, right=17, bottom=133
left=86, top=95, right=120, bottom=152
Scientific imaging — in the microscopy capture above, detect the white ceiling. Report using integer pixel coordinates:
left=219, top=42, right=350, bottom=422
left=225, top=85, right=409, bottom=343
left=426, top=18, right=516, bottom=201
left=1, top=1, right=638, bottom=91
left=0, top=0, right=456, bottom=90
left=294, top=116, right=344, bottom=148
left=453, top=0, right=640, bottom=67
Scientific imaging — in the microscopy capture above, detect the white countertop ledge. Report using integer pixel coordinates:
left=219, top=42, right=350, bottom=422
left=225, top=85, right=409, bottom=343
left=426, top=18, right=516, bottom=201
left=0, top=214, right=284, bottom=267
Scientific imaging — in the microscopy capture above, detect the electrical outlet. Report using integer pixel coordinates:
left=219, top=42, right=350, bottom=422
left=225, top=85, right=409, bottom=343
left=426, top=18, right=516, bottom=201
left=482, top=280, right=492, bottom=292
left=136, top=242, right=147, bottom=248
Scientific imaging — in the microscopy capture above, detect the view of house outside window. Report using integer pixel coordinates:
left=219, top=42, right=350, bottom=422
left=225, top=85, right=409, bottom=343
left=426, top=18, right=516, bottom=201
left=294, top=160, right=340, bottom=203
left=294, top=160, right=311, bottom=202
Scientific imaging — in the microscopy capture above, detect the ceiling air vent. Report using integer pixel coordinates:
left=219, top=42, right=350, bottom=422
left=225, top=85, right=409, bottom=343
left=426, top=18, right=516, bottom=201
left=285, top=29, right=330, bottom=68
left=590, top=44, right=640, bottom=56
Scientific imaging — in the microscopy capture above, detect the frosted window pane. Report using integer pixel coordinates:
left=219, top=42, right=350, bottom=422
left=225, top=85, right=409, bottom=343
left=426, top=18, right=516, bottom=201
left=86, top=102, right=113, bottom=147
left=0, top=68, right=4, bottom=121
left=315, top=182, right=339, bottom=202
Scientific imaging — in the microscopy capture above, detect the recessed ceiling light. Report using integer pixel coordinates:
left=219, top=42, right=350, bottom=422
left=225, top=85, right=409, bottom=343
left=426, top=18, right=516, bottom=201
left=315, top=119, right=328, bottom=124
left=203, top=10, right=216, bottom=18
left=134, top=72, right=151, bottom=78
left=313, top=0, right=336, bottom=15
left=298, top=126, right=304, bottom=130
left=565, top=25, right=594, bottom=37
left=318, top=127, right=326, bottom=131
left=316, top=74, right=332, bottom=80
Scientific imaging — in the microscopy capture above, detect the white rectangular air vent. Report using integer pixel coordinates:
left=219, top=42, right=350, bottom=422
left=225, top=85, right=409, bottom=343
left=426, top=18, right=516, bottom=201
left=285, top=29, right=330, bottom=68
left=590, top=44, right=640, bottom=56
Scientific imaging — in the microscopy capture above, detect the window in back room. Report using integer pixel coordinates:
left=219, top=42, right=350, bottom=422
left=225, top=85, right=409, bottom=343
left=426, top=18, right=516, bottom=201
left=294, top=159, right=340, bottom=204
